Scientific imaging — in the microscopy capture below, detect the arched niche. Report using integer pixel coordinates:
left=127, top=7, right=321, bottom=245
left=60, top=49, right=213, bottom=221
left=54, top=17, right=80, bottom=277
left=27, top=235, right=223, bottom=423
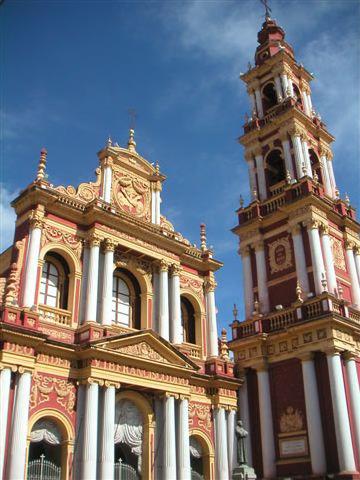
left=189, top=429, right=215, bottom=480
left=309, top=148, right=323, bottom=183
left=265, top=149, right=286, bottom=189
left=116, top=390, right=154, bottom=479
left=26, top=409, right=74, bottom=480
left=262, top=82, right=277, bottom=114
left=180, top=290, right=204, bottom=357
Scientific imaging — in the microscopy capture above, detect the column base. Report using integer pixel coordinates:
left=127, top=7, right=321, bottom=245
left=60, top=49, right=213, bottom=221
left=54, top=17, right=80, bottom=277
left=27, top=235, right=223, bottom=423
left=232, top=465, right=257, bottom=480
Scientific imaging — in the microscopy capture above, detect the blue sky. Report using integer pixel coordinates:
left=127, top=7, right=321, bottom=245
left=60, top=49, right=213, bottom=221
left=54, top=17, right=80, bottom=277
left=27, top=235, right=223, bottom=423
left=1, top=0, right=360, bottom=333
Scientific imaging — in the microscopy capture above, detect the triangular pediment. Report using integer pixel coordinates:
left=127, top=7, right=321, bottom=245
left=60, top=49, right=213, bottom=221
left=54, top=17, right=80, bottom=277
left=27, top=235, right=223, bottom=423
left=93, top=330, right=198, bottom=371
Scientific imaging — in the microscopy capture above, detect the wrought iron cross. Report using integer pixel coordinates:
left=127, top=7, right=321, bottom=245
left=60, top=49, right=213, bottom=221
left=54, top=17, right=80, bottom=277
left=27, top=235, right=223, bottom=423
left=128, top=108, right=137, bottom=129
left=260, top=0, right=272, bottom=18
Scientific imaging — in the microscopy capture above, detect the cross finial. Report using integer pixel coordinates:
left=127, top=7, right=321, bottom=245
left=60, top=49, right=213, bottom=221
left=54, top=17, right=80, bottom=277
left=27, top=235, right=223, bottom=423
left=128, top=108, right=137, bottom=129
left=260, top=0, right=272, bottom=19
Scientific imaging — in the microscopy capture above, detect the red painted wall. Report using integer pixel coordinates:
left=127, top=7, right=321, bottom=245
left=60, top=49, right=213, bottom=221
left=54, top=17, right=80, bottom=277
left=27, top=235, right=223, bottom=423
left=246, top=368, right=263, bottom=477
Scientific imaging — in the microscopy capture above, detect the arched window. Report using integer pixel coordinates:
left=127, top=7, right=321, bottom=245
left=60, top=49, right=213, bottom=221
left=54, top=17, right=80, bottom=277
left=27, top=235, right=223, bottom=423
left=309, top=149, right=323, bottom=183
left=39, top=253, right=69, bottom=309
left=266, top=149, right=286, bottom=187
left=292, top=83, right=303, bottom=110
left=28, top=419, right=62, bottom=479
left=112, top=269, right=141, bottom=329
left=262, top=82, right=277, bottom=114
left=181, top=297, right=196, bottom=344
left=112, top=276, right=131, bottom=326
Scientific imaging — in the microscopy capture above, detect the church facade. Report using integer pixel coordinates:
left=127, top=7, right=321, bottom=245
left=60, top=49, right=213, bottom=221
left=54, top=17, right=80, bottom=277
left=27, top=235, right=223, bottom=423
left=230, top=15, right=360, bottom=480
left=0, top=129, right=239, bottom=480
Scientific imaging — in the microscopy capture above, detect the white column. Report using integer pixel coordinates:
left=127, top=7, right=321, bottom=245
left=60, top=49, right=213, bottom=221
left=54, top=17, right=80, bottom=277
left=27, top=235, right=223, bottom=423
left=255, top=153, right=267, bottom=201
left=101, top=161, right=113, bottom=203
left=100, top=241, right=114, bottom=326
left=170, top=265, right=182, bottom=344
left=307, top=221, right=326, bottom=295
left=151, top=189, right=156, bottom=223
left=288, top=79, right=294, bottom=97
left=85, top=237, right=100, bottom=323
left=301, top=138, right=313, bottom=178
left=164, top=395, right=177, bottom=479
left=246, top=159, right=257, bottom=201
left=227, top=409, right=236, bottom=476
left=281, top=137, right=295, bottom=179
left=320, top=155, right=333, bottom=197
left=301, top=91, right=311, bottom=115
left=205, top=280, right=218, bottom=357
left=22, top=218, right=42, bottom=307
left=0, top=368, right=11, bottom=480
left=215, top=407, right=229, bottom=480
left=257, top=368, right=276, bottom=479
left=238, top=378, right=253, bottom=466
left=79, top=246, right=90, bottom=324
left=354, top=247, right=360, bottom=284
left=81, top=382, right=99, bottom=480
left=241, top=247, right=254, bottom=319
left=177, top=397, right=191, bottom=480
left=307, top=92, right=313, bottom=112
left=327, top=157, right=337, bottom=196
left=74, top=384, right=85, bottom=480
left=99, top=385, right=115, bottom=480
left=301, top=355, right=326, bottom=475
left=345, top=243, right=360, bottom=308
left=152, top=270, right=160, bottom=333
left=327, top=352, right=356, bottom=473
left=248, top=91, right=257, bottom=116
left=290, top=224, right=310, bottom=295
left=154, top=398, right=164, bottom=479
left=159, top=262, right=170, bottom=341
left=254, top=89, right=264, bottom=118
left=7, top=371, right=32, bottom=480
left=274, top=76, right=283, bottom=102
left=280, top=74, right=289, bottom=97
left=344, top=355, right=360, bottom=459
left=155, top=190, right=161, bottom=225
left=291, top=133, right=305, bottom=179
left=319, top=227, right=337, bottom=295
left=255, top=242, right=270, bottom=314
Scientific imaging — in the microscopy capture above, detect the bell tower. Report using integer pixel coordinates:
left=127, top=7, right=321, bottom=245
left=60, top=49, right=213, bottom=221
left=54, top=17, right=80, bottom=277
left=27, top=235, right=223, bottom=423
left=230, top=13, right=360, bottom=480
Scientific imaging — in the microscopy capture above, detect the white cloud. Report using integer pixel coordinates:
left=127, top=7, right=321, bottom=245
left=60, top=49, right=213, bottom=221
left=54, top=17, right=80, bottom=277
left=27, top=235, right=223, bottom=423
left=0, top=185, right=17, bottom=253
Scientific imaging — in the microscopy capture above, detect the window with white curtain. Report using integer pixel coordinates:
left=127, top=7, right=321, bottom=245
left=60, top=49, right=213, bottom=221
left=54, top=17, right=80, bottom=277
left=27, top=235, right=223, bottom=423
left=112, top=276, right=130, bottom=325
left=39, top=261, right=59, bottom=307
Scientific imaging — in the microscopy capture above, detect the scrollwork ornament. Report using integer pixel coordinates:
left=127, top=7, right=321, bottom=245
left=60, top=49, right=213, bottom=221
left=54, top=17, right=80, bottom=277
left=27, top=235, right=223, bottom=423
left=29, top=210, right=44, bottom=229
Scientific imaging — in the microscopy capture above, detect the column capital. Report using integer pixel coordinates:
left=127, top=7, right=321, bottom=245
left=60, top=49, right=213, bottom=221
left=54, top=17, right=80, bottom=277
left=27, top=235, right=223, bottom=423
left=354, top=245, right=360, bottom=255
left=288, top=223, right=302, bottom=235
left=169, top=263, right=181, bottom=276
left=303, top=219, right=320, bottom=230
left=204, top=278, right=217, bottom=293
left=254, top=240, right=265, bottom=252
left=80, top=377, right=103, bottom=386
left=104, top=380, right=120, bottom=389
left=342, top=351, right=357, bottom=363
left=244, top=151, right=254, bottom=162
left=87, top=234, right=101, bottom=248
left=239, top=245, right=251, bottom=257
left=297, top=351, right=315, bottom=362
left=102, top=156, right=114, bottom=167
left=162, top=391, right=179, bottom=399
left=319, top=223, right=329, bottom=236
left=289, top=125, right=303, bottom=137
left=158, top=259, right=170, bottom=272
left=29, top=210, right=44, bottom=229
left=345, top=240, right=355, bottom=251
left=179, top=394, right=191, bottom=401
left=103, top=238, right=116, bottom=252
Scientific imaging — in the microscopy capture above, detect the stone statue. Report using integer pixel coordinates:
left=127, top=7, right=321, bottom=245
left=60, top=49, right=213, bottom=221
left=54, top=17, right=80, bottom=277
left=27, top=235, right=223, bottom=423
left=235, top=420, right=248, bottom=465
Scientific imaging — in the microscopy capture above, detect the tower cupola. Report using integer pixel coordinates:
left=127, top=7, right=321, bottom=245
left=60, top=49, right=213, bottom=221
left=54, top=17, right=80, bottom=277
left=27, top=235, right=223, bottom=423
left=255, top=17, right=294, bottom=66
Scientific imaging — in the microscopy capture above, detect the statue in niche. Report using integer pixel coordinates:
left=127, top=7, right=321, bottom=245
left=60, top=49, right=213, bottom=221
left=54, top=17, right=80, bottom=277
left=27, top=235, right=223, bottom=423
left=235, top=420, right=248, bottom=465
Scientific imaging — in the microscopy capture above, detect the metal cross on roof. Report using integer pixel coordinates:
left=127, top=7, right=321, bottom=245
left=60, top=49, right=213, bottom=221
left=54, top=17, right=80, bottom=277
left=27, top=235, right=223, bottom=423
left=260, top=0, right=272, bottom=19
left=128, top=108, right=137, bottom=129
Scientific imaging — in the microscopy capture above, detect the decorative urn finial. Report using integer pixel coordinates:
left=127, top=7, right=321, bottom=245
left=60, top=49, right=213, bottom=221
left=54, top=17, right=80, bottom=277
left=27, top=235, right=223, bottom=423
left=36, top=147, right=48, bottom=182
left=200, top=223, right=207, bottom=252
left=128, top=128, right=137, bottom=152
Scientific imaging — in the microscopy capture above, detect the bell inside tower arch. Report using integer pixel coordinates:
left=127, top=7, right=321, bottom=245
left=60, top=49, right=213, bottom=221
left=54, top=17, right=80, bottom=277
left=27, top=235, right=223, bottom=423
left=266, top=149, right=286, bottom=187
left=262, top=82, right=277, bottom=114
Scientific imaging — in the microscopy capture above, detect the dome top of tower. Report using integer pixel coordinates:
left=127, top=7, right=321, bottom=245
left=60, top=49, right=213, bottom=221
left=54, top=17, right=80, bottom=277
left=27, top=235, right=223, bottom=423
left=255, top=17, right=294, bottom=66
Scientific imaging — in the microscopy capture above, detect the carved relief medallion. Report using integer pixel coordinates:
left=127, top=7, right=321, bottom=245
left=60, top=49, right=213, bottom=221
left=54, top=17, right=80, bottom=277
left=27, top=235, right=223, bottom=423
left=330, top=237, right=346, bottom=271
left=279, top=406, right=304, bottom=433
left=268, top=236, right=292, bottom=274
left=113, top=172, right=150, bottom=220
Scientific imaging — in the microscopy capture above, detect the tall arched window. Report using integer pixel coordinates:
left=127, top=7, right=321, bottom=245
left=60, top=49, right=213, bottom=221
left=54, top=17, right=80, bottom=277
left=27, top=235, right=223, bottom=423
left=266, top=149, right=286, bottom=187
left=262, top=82, right=277, bottom=114
left=112, top=269, right=141, bottom=329
left=309, top=149, right=323, bottom=183
left=181, top=297, right=196, bottom=344
left=112, top=276, right=131, bottom=326
left=292, top=83, right=303, bottom=110
left=39, top=253, right=69, bottom=309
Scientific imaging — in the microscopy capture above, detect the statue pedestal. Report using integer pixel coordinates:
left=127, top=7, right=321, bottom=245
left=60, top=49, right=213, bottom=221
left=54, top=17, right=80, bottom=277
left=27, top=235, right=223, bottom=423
left=232, top=465, right=257, bottom=480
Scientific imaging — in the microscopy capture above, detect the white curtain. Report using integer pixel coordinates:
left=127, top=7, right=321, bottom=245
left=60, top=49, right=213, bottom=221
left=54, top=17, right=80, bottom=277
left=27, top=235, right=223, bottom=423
left=114, top=399, right=143, bottom=471
left=30, top=420, right=61, bottom=445
left=190, top=437, right=202, bottom=458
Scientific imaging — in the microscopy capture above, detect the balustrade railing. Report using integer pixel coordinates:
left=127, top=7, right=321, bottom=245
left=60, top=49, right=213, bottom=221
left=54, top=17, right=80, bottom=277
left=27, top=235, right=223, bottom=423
left=38, top=304, right=72, bottom=327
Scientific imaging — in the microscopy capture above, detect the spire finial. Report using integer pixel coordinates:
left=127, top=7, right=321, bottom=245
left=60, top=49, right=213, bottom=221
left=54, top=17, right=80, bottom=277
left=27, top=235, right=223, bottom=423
left=296, top=280, right=303, bottom=303
left=260, top=0, right=272, bottom=19
left=200, top=223, right=207, bottom=252
left=107, top=135, right=112, bottom=147
left=128, top=128, right=136, bottom=152
left=36, top=147, right=47, bottom=181
left=233, top=303, right=238, bottom=322
left=239, top=195, right=244, bottom=208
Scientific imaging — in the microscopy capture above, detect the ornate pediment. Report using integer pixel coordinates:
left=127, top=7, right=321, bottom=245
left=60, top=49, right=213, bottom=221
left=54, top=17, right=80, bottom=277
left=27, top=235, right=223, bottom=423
left=95, top=331, right=198, bottom=370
